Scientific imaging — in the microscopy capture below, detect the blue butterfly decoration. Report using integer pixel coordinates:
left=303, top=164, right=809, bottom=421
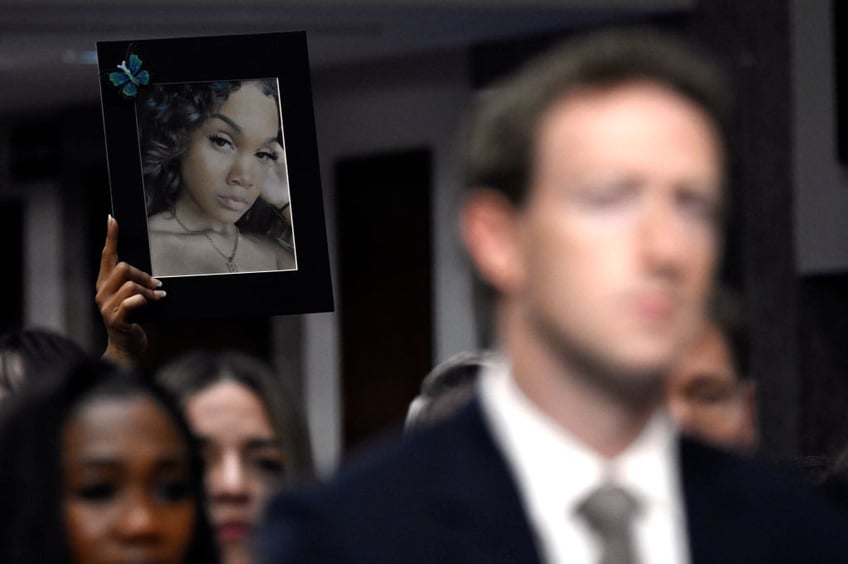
left=108, top=53, right=150, bottom=98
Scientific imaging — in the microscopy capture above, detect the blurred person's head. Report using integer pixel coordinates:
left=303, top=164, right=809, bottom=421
left=0, top=327, right=87, bottom=401
left=156, top=350, right=313, bottom=564
left=0, top=358, right=218, bottom=564
left=464, top=29, right=730, bottom=209
left=666, top=315, right=756, bottom=452
left=461, top=29, right=729, bottom=411
left=405, top=351, right=496, bottom=431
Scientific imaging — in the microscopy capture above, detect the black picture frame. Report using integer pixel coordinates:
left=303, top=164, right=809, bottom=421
left=97, top=31, right=333, bottom=321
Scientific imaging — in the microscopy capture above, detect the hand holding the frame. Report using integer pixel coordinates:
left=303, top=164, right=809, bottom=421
left=96, top=215, right=165, bottom=364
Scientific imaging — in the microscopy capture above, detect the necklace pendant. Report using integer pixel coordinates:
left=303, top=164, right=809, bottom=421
left=226, top=260, right=238, bottom=273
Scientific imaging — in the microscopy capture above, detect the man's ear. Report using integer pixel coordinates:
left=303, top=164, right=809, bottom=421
left=460, top=189, right=524, bottom=295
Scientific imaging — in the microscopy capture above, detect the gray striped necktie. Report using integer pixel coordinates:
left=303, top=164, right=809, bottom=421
left=577, top=482, right=641, bottom=564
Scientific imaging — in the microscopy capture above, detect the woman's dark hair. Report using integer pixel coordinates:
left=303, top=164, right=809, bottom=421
left=156, top=350, right=314, bottom=485
left=137, top=79, right=292, bottom=249
left=0, top=358, right=220, bottom=564
left=0, top=327, right=87, bottom=396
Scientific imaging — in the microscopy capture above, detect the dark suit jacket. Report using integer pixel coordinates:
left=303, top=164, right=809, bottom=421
left=262, top=401, right=848, bottom=563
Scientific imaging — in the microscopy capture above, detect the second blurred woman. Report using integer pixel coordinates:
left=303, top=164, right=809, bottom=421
left=157, top=350, right=314, bottom=564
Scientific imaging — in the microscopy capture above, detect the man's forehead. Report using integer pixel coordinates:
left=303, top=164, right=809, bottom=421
left=530, top=81, right=725, bottom=182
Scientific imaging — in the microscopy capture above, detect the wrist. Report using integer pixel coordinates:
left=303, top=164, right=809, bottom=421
left=103, top=339, right=144, bottom=366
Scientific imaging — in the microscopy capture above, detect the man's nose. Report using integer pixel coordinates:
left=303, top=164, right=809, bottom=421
left=638, top=200, right=689, bottom=275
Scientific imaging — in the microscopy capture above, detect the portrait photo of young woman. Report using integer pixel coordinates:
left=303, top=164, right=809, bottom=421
left=137, top=79, right=296, bottom=277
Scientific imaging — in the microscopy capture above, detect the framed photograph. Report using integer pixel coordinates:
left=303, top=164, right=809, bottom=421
left=97, top=31, right=333, bottom=320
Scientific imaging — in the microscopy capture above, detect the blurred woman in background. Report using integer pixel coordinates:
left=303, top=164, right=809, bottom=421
left=157, top=350, right=314, bottom=564
left=0, top=358, right=219, bottom=563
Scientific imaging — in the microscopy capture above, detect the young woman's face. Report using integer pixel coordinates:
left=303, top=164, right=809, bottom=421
left=185, top=380, right=285, bottom=564
left=62, top=395, right=197, bottom=564
left=180, top=81, right=281, bottom=226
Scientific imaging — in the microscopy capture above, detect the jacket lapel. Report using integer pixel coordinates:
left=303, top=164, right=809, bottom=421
left=430, top=401, right=543, bottom=564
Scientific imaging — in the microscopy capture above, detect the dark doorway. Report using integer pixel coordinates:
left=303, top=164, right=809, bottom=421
left=0, top=199, right=23, bottom=333
left=335, top=148, right=433, bottom=452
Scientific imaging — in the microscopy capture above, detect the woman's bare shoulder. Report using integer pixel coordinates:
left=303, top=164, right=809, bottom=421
left=148, top=211, right=181, bottom=233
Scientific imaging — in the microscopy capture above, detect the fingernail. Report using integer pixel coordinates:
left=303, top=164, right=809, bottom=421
left=155, top=290, right=167, bottom=298
left=153, top=278, right=163, bottom=288
left=107, top=214, right=113, bottom=227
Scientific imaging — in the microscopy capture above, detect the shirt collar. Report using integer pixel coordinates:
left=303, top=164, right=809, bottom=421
left=479, top=355, right=680, bottom=521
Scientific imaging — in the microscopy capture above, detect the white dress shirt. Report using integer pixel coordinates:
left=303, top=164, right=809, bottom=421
left=479, top=357, right=690, bottom=564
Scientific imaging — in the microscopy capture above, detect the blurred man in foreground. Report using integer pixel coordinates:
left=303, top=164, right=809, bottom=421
left=262, top=28, right=848, bottom=563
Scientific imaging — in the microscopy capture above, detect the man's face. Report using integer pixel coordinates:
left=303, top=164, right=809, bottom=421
left=510, top=82, right=722, bottom=389
left=667, top=323, right=757, bottom=451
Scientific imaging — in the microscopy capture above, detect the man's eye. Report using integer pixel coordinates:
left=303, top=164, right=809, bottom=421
left=697, top=391, right=729, bottom=404
left=678, top=190, right=719, bottom=222
left=574, top=182, right=635, bottom=207
left=689, top=386, right=733, bottom=405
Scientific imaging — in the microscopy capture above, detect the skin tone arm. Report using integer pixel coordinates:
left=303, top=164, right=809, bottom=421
left=95, top=215, right=165, bottom=365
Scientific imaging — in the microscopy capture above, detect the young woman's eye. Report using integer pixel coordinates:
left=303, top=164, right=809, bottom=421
left=251, top=456, right=285, bottom=476
left=256, top=149, right=279, bottom=162
left=208, top=134, right=233, bottom=149
left=75, top=482, right=117, bottom=502
left=155, top=479, right=191, bottom=502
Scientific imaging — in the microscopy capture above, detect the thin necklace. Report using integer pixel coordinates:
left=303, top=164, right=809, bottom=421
left=173, top=211, right=240, bottom=273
